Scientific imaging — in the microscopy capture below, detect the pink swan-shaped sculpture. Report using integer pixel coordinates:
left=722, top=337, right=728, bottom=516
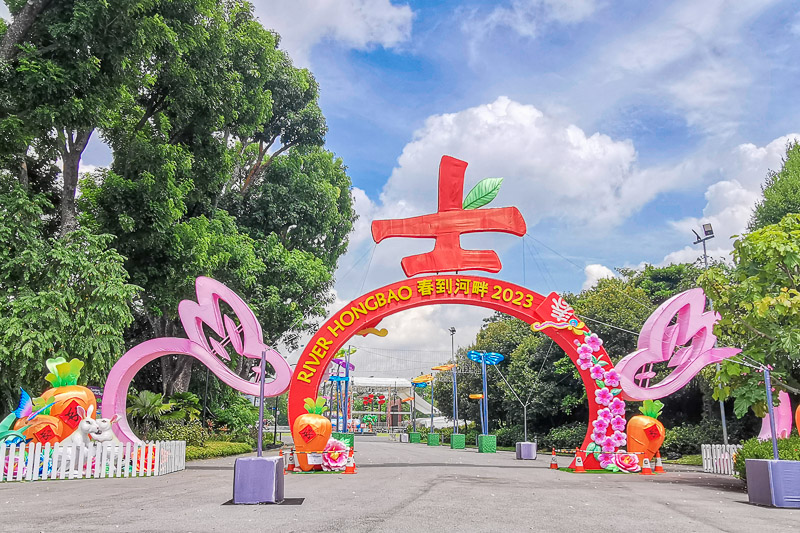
left=102, top=277, right=292, bottom=443
left=616, top=288, right=740, bottom=401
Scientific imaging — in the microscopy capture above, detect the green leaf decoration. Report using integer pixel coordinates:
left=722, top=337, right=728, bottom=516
left=610, top=388, right=622, bottom=396
left=45, top=356, right=67, bottom=377
left=463, top=177, right=504, bottom=209
left=639, top=399, right=664, bottom=419
left=45, top=358, right=84, bottom=387
left=0, top=413, right=15, bottom=433
left=32, top=397, right=52, bottom=415
left=303, top=396, right=327, bottom=415
left=597, top=361, right=608, bottom=367
left=595, top=379, right=605, bottom=389
left=0, top=426, right=29, bottom=442
left=591, top=356, right=598, bottom=364
left=586, top=442, right=598, bottom=453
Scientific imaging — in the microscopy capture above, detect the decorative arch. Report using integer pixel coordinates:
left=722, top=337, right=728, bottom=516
left=288, top=274, right=621, bottom=469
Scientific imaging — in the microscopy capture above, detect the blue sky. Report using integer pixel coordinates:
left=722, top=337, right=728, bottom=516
left=250, top=0, right=800, bottom=359
left=5, top=1, right=798, bottom=362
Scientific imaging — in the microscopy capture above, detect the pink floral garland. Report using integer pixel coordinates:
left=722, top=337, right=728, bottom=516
left=578, top=332, right=640, bottom=473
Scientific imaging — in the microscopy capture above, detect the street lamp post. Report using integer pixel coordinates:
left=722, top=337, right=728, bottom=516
left=449, top=327, right=458, bottom=434
left=693, top=223, right=729, bottom=445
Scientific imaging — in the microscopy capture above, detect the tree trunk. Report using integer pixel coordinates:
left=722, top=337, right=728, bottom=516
left=161, top=355, right=194, bottom=396
left=151, top=316, right=195, bottom=396
left=0, top=0, right=54, bottom=62
left=58, top=128, right=93, bottom=237
left=18, top=152, right=29, bottom=190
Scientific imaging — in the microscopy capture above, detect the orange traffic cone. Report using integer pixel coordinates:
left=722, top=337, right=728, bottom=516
left=344, top=447, right=356, bottom=474
left=640, top=457, right=654, bottom=475
left=549, top=449, right=559, bottom=470
left=655, top=452, right=665, bottom=473
left=280, top=449, right=287, bottom=475
left=573, top=448, right=586, bottom=473
left=286, top=448, right=295, bottom=472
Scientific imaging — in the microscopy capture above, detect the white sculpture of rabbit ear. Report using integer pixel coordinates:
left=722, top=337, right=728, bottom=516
left=77, top=406, right=86, bottom=419
left=87, top=404, right=95, bottom=418
left=110, top=414, right=121, bottom=423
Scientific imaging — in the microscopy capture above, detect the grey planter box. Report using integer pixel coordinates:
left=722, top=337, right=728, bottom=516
left=516, top=441, right=537, bottom=460
left=233, top=456, right=284, bottom=504
left=746, top=459, right=800, bottom=508
left=400, top=433, right=409, bottom=443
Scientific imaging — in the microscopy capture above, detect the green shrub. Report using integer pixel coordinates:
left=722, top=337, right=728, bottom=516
left=210, top=395, right=261, bottom=441
left=495, top=425, right=525, bottom=447
left=540, top=422, right=585, bottom=450
left=662, top=421, right=720, bottom=457
left=151, top=420, right=206, bottom=446
left=733, top=434, right=800, bottom=482
left=210, top=429, right=281, bottom=447
left=186, top=441, right=253, bottom=461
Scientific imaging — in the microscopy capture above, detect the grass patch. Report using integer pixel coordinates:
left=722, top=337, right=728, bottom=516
left=664, top=454, right=702, bottom=466
left=186, top=441, right=252, bottom=461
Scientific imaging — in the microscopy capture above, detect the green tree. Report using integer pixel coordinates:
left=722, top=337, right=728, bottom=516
left=78, top=2, right=353, bottom=394
left=0, top=0, right=187, bottom=235
left=700, top=213, right=800, bottom=417
left=748, top=141, right=800, bottom=231
left=0, top=182, right=140, bottom=410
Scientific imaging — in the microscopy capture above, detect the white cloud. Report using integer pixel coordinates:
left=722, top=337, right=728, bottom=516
left=661, top=134, right=800, bottom=265
left=380, top=96, right=644, bottom=229
left=601, top=0, right=781, bottom=136
left=79, top=162, right=99, bottom=175
left=582, top=264, right=615, bottom=290
left=465, top=0, right=598, bottom=39
left=253, top=0, right=413, bottom=66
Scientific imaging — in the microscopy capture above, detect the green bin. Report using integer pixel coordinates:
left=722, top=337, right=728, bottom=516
left=450, top=433, right=466, bottom=449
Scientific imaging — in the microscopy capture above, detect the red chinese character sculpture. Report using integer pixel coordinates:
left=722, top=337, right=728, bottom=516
left=371, top=155, right=526, bottom=277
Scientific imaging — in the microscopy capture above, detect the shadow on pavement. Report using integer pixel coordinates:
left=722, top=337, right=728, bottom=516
left=222, top=498, right=305, bottom=506
left=358, top=462, right=541, bottom=469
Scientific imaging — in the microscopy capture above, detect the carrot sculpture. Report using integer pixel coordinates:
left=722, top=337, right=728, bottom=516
left=292, top=397, right=332, bottom=472
left=626, top=399, right=665, bottom=461
left=13, top=357, right=97, bottom=443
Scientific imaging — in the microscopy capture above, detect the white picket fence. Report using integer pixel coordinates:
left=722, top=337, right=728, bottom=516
left=0, top=440, right=185, bottom=482
left=701, top=444, right=742, bottom=475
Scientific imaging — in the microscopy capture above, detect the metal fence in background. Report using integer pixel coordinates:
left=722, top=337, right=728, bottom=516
left=701, top=444, right=742, bottom=475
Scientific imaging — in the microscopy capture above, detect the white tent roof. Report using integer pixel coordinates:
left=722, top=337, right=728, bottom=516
left=350, top=377, right=412, bottom=388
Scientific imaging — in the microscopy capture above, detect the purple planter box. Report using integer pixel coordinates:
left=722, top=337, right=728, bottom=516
left=516, top=441, right=537, bottom=460
left=233, top=456, right=285, bottom=505
left=746, top=459, right=800, bottom=508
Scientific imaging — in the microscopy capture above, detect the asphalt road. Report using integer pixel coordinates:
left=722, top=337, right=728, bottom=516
left=2, top=437, right=797, bottom=532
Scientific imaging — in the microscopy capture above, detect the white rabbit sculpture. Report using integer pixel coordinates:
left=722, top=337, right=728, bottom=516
left=94, top=414, right=122, bottom=444
left=61, top=405, right=102, bottom=447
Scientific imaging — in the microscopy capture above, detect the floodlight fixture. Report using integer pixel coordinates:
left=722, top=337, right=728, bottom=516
left=703, top=223, right=714, bottom=237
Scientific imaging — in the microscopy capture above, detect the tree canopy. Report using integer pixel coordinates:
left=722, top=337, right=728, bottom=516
left=0, top=0, right=356, bottom=405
